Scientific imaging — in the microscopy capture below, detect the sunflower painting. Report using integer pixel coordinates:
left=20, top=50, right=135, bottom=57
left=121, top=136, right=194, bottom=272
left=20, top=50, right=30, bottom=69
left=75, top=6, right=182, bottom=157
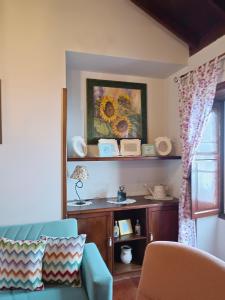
left=87, top=79, right=147, bottom=144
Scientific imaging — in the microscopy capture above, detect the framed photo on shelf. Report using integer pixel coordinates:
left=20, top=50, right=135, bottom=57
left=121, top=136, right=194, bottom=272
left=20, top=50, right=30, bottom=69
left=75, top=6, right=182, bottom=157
left=87, top=79, right=147, bottom=144
left=118, top=219, right=133, bottom=236
left=120, top=139, right=141, bottom=156
left=98, top=139, right=119, bottom=157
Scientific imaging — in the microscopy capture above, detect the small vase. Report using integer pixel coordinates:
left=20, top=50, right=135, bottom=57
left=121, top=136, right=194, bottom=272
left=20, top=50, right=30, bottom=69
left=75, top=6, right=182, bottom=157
left=120, top=245, right=132, bottom=264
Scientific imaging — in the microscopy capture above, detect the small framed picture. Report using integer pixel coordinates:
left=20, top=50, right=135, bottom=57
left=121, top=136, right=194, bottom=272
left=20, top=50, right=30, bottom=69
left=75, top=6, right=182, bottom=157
left=98, top=139, right=119, bottom=157
left=141, top=144, right=156, bottom=156
left=118, top=219, right=133, bottom=236
left=154, top=137, right=172, bottom=156
left=120, top=139, right=141, bottom=156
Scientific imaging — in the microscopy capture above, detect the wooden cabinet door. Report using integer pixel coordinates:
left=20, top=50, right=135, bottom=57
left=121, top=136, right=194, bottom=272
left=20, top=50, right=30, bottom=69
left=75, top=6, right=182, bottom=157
left=148, top=205, right=178, bottom=242
left=73, top=212, right=113, bottom=271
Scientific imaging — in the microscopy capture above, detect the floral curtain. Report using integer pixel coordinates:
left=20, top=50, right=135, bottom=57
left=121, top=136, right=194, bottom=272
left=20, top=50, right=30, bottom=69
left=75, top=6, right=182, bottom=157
left=177, top=57, right=220, bottom=246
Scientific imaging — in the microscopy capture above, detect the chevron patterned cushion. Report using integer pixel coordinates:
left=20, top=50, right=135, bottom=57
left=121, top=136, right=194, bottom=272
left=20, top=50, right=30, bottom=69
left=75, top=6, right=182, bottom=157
left=0, top=237, right=46, bottom=291
left=41, top=234, right=86, bottom=287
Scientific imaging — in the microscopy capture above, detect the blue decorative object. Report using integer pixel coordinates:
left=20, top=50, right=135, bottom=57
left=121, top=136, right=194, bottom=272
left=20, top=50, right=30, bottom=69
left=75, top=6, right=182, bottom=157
left=117, top=186, right=126, bottom=202
left=99, top=143, right=116, bottom=157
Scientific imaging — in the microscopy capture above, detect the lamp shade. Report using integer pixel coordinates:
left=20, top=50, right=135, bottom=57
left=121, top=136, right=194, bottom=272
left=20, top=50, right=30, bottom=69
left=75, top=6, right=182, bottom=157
left=70, top=165, right=89, bottom=181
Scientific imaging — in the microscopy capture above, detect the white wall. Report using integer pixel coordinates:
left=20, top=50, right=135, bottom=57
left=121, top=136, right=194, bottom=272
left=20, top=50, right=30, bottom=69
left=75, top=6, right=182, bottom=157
left=165, top=35, right=225, bottom=256
left=0, top=0, right=188, bottom=225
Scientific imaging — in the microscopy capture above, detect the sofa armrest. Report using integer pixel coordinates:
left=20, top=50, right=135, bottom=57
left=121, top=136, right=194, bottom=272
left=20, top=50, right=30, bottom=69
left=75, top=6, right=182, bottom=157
left=81, top=243, right=113, bottom=300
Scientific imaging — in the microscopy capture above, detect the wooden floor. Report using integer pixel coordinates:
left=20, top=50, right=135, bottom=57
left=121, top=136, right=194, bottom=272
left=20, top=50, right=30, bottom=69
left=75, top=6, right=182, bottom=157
left=113, top=277, right=140, bottom=300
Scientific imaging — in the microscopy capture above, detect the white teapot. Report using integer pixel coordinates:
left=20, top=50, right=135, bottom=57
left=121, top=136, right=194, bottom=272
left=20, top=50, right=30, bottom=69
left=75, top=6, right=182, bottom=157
left=146, top=184, right=168, bottom=199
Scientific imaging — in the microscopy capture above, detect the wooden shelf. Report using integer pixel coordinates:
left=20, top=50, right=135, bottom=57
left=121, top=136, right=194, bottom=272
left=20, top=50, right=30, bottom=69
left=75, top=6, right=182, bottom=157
left=67, top=155, right=181, bottom=162
left=114, top=234, right=147, bottom=244
left=114, top=262, right=142, bottom=275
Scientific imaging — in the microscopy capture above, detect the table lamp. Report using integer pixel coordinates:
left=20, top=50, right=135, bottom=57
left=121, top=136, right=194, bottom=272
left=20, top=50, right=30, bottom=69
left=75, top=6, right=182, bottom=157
left=70, top=165, right=89, bottom=205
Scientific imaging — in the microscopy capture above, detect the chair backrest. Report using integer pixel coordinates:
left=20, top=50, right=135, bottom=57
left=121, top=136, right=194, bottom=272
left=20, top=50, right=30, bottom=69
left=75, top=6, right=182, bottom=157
left=0, top=219, right=78, bottom=240
left=136, top=241, right=225, bottom=300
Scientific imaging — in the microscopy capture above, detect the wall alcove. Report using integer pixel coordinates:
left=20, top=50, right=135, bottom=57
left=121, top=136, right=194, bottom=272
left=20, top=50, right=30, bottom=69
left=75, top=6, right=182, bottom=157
left=63, top=51, right=184, bottom=217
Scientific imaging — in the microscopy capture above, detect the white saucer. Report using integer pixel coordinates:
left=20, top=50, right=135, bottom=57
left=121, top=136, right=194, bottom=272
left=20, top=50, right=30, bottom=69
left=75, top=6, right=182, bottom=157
left=144, top=195, right=173, bottom=201
left=107, top=199, right=136, bottom=205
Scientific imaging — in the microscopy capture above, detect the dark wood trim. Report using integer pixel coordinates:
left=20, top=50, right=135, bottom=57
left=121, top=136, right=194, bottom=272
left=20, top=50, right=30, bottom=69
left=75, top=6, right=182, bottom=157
left=216, top=93, right=225, bottom=216
left=193, top=26, right=225, bottom=56
left=219, top=100, right=224, bottom=216
left=208, top=0, right=225, bottom=22
left=62, top=88, right=67, bottom=219
left=215, top=82, right=225, bottom=100
left=0, top=80, right=2, bottom=144
left=219, top=213, right=225, bottom=220
left=67, top=155, right=181, bottom=162
left=216, top=81, right=225, bottom=92
left=215, top=83, right=225, bottom=216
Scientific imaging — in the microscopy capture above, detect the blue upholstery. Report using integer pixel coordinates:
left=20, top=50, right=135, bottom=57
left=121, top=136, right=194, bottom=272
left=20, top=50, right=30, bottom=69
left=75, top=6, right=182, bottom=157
left=0, top=219, right=113, bottom=300
left=0, top=286, right=88, bottom=300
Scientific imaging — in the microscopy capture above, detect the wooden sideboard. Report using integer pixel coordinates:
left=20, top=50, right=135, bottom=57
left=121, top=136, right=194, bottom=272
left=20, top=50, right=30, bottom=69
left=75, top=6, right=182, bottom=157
left=67, top=195, right=178, bottom=277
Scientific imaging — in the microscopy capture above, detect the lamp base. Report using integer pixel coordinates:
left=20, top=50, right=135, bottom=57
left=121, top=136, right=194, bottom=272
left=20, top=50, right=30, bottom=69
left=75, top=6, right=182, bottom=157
left=75, top=200, right=86, bottom=205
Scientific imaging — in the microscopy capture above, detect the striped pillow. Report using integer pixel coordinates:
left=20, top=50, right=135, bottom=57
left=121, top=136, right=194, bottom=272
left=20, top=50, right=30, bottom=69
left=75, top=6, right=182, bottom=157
left=41, top=234, right=86, bottom=287
left=0, top=237, right=46, bottom=291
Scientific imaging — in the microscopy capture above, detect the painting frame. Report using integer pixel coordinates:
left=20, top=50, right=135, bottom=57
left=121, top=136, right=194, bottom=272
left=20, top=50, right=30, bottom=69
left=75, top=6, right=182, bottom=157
left=87, top=79, right=147, bottom=144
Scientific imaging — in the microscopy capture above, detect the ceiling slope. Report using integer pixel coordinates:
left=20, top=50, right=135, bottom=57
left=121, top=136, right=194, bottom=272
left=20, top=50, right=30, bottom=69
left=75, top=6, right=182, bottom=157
left=131, top=0, right=225, bottom=55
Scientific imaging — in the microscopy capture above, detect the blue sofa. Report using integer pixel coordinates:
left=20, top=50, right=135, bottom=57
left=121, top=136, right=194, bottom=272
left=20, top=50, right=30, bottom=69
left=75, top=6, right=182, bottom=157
left=0, top=219, right=113, bottom=300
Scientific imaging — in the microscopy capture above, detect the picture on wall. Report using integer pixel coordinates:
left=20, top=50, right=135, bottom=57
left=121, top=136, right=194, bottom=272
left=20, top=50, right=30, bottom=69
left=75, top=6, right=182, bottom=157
left=87, top=79, right=147, bottom=144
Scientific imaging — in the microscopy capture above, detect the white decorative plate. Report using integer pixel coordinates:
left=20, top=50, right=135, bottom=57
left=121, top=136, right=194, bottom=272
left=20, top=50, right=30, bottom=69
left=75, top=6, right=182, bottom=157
left=107, top=199, right=136, bottom=205
left=144, top=195, right=173, bottom=201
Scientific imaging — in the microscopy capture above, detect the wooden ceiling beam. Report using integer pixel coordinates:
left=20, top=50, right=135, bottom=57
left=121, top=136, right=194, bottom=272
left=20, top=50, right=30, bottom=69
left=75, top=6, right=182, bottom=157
left=131, top=0, right=225, bottom=55
left=131, top=0, right=199, bottom=50
left=209, top=0, right=225, bottom=21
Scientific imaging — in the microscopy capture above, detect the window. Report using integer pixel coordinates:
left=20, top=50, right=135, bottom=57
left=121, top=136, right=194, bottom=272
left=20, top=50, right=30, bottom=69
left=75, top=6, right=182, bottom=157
left=191, top=102, right=223, bottom=218
left=191, top=82, right=225, bottom=219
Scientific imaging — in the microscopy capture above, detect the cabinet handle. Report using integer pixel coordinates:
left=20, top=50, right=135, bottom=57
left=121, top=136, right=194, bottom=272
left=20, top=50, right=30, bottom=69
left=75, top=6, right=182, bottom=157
left=150, top=233, right=154, bottom=242
left=108, top=237, right=112, bottom=247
